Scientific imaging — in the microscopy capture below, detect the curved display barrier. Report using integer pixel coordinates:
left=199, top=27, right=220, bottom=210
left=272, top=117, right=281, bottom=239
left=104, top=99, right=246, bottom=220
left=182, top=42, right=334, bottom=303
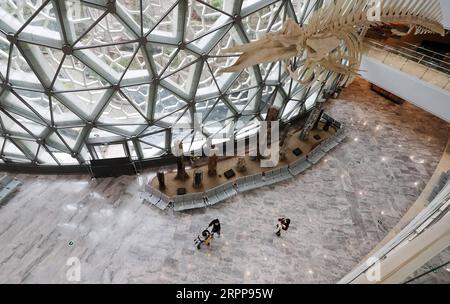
left=143, top=118, right=346, bottom=212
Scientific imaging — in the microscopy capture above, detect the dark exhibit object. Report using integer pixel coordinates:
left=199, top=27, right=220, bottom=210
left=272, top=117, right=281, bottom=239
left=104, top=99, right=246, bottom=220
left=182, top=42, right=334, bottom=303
left=299, top=100, right=324, bottom=140
left=371, top=84, right=405, bottom=105
left=176, top=157, right=189, bottom=180
left=323, top=120, right=332, bottom=131
left=90, top=157, right=136, bottom=178
left=224, top=169, right=236, bottom=179
left=313, top=109, right=325, bottom=130
left=157, top=170, right=166, bottom=190
left=266, top=106, right=280, bottom=141
left=208, top=148, right=218, bottom=176
left=175, top=142, right=189, bottom=180
left=177, top=188, right=187, bottom=195
left=293, top=148, right=303, bottom=156
left=193, top=170, right=203, bottom=189
left=313, top=134, right=322, bottom=141
left=236, top=157, right=247, bottom=172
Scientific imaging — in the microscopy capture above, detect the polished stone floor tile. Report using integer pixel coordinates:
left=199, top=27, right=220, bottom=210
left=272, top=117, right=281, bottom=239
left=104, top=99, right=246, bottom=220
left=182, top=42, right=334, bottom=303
left=0, top=78, right=448, bottom=283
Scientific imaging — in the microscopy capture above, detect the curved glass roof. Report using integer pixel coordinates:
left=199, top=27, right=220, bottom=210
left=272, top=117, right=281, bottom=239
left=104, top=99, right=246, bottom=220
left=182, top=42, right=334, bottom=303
left=0, top=0, right=339, bottom=166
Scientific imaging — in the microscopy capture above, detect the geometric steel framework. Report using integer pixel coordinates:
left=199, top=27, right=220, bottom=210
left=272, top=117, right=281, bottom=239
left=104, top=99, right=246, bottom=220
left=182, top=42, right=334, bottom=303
left=0, top=0, right=339, bottom=167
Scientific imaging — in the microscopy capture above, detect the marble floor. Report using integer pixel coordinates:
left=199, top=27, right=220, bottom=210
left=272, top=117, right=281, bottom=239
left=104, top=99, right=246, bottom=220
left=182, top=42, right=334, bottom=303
left=0, top=78, right=449, bottom=284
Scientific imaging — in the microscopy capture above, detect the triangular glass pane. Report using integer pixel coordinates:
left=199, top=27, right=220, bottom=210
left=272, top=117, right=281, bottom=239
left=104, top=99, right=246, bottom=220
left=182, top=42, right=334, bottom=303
left=52, top=96, right=83, bottom=126
left=227, top=88, right=256, bottom=113
left=120, top=47, right=150, bottom=82
left=185, top=0, right=232, bottom=45
left=203, top=117, right=234, bottom=136
left=57, top=127, right=83, bottom=149
left=162, top=50, right=199, bottom=79
left=161, top=51, right=199, bottom=92
left=242, top=1, right=285, bottom=41
left=141, top=125, right=165, bottom=135
left=163, top=63, right=201, bottom=93
left=54, top=55, right=110, bottom=91
left=235, top=116, right=260, bottom=138
left=8, top=45, right=41, bottom=85
left=8, top=112, right=47, bottom=138
left=196, top=57, right=229, bottom=99
left=14, top=138, right=39, bottom=159
left=106, top=124, right=146, bottom=136
left=51, top=150, right=78, bottom=165
left=0, top=1, right=46, bottom=33
left=139, top=131, right=166, bottom=149
left=194, top=98, right=219, bottom=120
left=146, top=1, right=178, bottom=38
left=14, top=89, right=51, bottom=122
left=36, top=46, right=65, bottom=85
left=87, top=42, right=138, bottom=75
left=64, top=0, right=107, bottom=43
left=76, top=13, right=137, bottom=48
left=153, top=87, right=188, bottom=122
left=139, top=131, right=167, bottom=158
left=261, top=61, right=282, bottom=83
left=97, top=92, right=147, bottom=125
left=260, top=85, right=277, bottom=112
left=203, top=100, right=233, bottom=124
left=0, top=112, right=17, bottom=134
left=116, top=0, right=141, bottom=30
left=36, top=146, right=58, bottom=165
left=46, top=131, right=71, bottom=153
left=121, top=84, right=151, bottom=117
left=0, top=32, right=9, bottom=77
left=0, top=91, right=45, bottom=124
left=282, top=98, right=302, bottom=120
left=88, top=128, right=125, bottom=139
left=148, top=43, right=178, bottom=76
left=205, top=25, right=247, bottom=91
left=3, top=139, right=28, bottom=160
left=226, top=65, right=260, bottom=96
left=57, top=89, right=107, bottom=119
left=19, top=1, right=62, bottom=40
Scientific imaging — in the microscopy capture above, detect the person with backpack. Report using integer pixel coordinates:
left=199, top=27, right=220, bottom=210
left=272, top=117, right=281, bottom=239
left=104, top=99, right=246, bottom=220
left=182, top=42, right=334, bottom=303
left=275, top=218, right=291, bottom=237
left=208, top=218, right=221, bottom=237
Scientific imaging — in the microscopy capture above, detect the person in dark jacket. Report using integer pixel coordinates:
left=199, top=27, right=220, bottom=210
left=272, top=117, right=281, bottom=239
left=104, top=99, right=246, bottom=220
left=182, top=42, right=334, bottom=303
left=282, top=218, right=291, bottom=231
left=275, top=218, right=291, bottom=237
left=208, top=219, right=221, bottom=237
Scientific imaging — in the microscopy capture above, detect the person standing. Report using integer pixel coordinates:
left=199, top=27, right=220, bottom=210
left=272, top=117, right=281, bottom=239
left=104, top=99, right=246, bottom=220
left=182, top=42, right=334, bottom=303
left=203, top=229, right=213, bottom=247
left=275, top=219, right=283, bottom=237
left=282, top=218, right=291, bottom=231
left=208, top=219, right=221, bottom=237
left=275, top=218, right=291, bottom=237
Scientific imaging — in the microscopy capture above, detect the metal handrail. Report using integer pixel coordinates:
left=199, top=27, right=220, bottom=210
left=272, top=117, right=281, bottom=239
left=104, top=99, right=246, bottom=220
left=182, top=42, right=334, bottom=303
left=365, top=28, right=450, bottom=61
left=366, top=39, right=450, bottom=74
left=364, top=40, right=450, bottom=91
left=397, top=40, right=450, bottom=61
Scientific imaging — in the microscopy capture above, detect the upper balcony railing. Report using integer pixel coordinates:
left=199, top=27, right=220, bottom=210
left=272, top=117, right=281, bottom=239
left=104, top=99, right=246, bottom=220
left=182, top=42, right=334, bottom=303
left=364, top=39, right=450, bottom=91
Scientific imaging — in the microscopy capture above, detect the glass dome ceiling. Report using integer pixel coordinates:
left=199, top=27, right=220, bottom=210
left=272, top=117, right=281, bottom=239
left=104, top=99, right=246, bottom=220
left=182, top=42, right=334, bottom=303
left=0, top=0, right=339, bottom=166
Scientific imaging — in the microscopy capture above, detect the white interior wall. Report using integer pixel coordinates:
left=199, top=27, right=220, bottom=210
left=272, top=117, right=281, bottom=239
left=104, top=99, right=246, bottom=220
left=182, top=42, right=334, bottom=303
left=359, top=56, right=450, bottom=123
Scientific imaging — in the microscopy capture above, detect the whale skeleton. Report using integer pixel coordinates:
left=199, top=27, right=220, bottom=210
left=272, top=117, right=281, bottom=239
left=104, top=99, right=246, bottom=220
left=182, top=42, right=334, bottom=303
left=222, top=0, right=445, bottom=86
